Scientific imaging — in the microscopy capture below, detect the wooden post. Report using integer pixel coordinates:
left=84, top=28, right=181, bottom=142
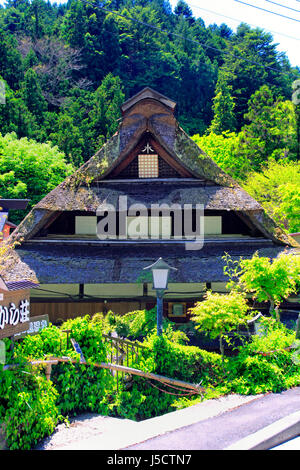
left=116, top=341, right=119, bottom=393
left=296, top=314, right=300, bottom=340
left=45, top=363, right=52, bottom=381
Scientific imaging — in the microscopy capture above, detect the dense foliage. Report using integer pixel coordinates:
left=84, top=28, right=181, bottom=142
left=0, top=305, right=299, bottom=449
left=0, top=0, right=298, bottom=156
left=243, top=159, right=300, bottom=233
left=100, top=308, right=189, bottom=344
left=227, top=318, right=300, bottom=395
left=0, top=132, right=74, bottom=222
left=225, top=252, right=300, bottom=321
left=192, top=87, right=300, bottom=233
left=0, top=0, right=299, bottom=228
left=189, top=290, right=255, bottom=359
left=0, top=316, right=113, bottom=449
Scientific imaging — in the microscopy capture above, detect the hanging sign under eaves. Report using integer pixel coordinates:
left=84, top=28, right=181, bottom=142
left=0, top=277, right=39, bottom=340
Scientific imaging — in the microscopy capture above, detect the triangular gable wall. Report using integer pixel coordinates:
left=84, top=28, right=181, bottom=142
left=8, top=88, right=298, bottom=248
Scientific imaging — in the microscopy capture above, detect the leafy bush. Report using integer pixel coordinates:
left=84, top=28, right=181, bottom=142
left=50, top=316, right=112, bottom=415
left=1, top=311, right=299, bottom=448
left=189, top=290, right=254, bottom=359
left=1, top=371, right=59, bottom=450
left=0, top=316, right=113, bottom=449
left=243, top=159, right=300, bottom=232
left=227, top=317, right=300, bottom=394
left=0, top=132, right=74, bottom=223
left=234, top=252, right=300, bottom=320
left=17, top=323, right=63, bottom=359
left=0, top=339, right=60, bottom=450
left=114, top=334, right=224, bottom=421
left=100, top=308, right=189, bottom=344
left=143, top=335, right=223, bottom=385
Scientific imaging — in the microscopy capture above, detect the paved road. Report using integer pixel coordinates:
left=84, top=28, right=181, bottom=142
left=126, top=387, right=300, bottom=450
left=271, top=436, right=300, bottom=450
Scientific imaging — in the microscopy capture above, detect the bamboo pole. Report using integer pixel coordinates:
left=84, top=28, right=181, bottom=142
left=3, top=357, right=204, bottom=393
left=98, top=362, right=204, bottom=393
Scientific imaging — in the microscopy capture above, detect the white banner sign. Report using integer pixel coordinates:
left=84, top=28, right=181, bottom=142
left=0, top=299, right=30, bottom=330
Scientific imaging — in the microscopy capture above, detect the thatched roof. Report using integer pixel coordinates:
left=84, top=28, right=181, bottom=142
left=2, top=240, right=297, bottom=285
left=2, top=86, right=298, bottom=286
left=35, top=181, right=261, bottom=212
left=11, top=120, right=297, bottom=246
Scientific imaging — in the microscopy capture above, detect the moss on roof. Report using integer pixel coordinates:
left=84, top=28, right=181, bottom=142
left=8, top=90, right=299, bottom=249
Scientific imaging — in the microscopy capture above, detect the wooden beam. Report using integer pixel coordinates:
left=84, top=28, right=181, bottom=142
left=99, top=362, right=203, bottom=393
left=3, top=357, right=204, bottom=394
left=106, top=133, right=194, bottom=179
left=149, top=136, right=193, bottom=178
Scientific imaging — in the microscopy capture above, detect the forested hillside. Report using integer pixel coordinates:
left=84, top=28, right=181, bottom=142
left=0, top=0, right=299, bottom=231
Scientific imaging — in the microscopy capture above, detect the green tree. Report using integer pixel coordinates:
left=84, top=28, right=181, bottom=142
left=192, top=131, right=247, bottom=180
left=61, top=2, right=120, bottom=84
left=221, top=24, right=293, bottom=128
left=0, top=78, right=38, bottom=138
left=189, top=290, right=253, bottom=363
left=243, top=159, right=300, bottom=233
left=0, top=132, right=74, bottom=223
left=49, top=113, right=84, bottom=167
left=174, top=0, right=194, bottom=23
left=0, top=27, right=23, bottom=89
left=29, top=0, right=47, bottom=39
left=88, top=74, right=124, bottom=148
left=60, top=0, right=87, bottom=49
left=21, top=68, right=47, bottom=122
left=208, top=72, right=237, bottom=134
left=235, top=253, right=300, bottom=322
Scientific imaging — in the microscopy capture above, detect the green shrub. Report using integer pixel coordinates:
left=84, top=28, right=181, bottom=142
left=2, top=311, right=299, bottom=448
left=143, top=334, right=223, bottom=385
left=100, top=308, right=189, bottom=344
left=229, top=356, right=285, bottom=394
left=227, top=317, right=300, bottom=394
left=49, top=316, right=112, bottom=416
left=0, top=339, right=60, bottom=450
left=0, top=316, right=113, bottom=449
left=115, top=334, right=224, bottom=421
left=16, top=323, right=63, bottom=359
left=114, top=378, right=175, bottom=421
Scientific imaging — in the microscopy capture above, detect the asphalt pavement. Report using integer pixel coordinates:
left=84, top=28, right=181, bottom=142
left=125, top=387, right=300, bottom=450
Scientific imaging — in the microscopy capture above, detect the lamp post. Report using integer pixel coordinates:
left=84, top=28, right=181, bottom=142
left=143, top=258, right=177, bottom=336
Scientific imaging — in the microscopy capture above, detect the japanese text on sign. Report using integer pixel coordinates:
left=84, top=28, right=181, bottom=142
left=0, top=299, right=30, bottom=330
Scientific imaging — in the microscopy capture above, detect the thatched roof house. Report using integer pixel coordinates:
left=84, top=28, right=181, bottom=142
left=2, top=87, right=299, bottom=322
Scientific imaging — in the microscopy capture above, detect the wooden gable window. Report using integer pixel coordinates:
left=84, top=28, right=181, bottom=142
left=138, top=154, right=159, bottom=178
left=104, top=136, right=194, bottom=180
left=168, top=302, right=187, bottom=318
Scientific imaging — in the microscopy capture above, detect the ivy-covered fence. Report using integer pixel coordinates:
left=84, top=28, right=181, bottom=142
left=1, top=312, right=300, bottom=450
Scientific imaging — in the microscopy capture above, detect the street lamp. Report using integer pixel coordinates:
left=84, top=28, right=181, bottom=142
left=143, top=257, right=177, bottom=336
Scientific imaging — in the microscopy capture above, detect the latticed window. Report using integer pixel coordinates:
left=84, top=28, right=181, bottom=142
left=138, top=154, right=159, bottom=178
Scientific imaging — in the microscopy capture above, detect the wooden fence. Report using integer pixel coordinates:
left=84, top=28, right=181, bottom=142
left=102, top=333, right=149, bottom=392
left=3, top=332, right=203, bottom=397
left=3, top=357, right=203, bottom=395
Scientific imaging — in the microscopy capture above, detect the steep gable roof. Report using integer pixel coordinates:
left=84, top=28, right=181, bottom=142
left=8, top=88, right=298, bottom=248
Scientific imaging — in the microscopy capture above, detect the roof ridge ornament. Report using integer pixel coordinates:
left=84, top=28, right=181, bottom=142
left=121, top=87, right=177, bottom=115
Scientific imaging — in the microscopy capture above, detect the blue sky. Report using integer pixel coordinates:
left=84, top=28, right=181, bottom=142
left=170, top=0, right=300, bottom=67
left=1, top=0, right=299, bottom=66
